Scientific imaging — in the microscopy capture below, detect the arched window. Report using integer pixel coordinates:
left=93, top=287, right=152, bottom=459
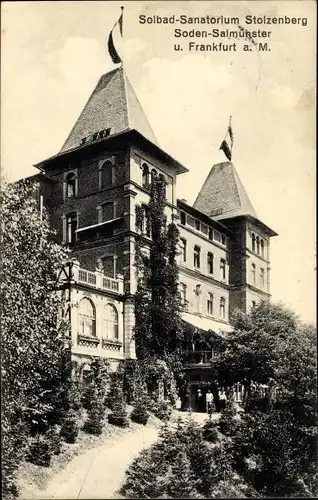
left=260, top=239, right=264, bottom=258
left=256, top=236, right=260, bottom=255
left=103, top=303, right=119, bottom=339
left=78, top=298, right=96, bottom=337
left=220, top=297, right=226, bottom=319
left=142, top=164, right=149, bottom=187
left=65, top=172, right=76, bottom=199
left=99, top=158, right=116, bottom=189
left=251, top=233, right=256, bottom=253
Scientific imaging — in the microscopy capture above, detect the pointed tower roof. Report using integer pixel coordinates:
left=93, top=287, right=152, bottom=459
left=60, top=66, right=158, bottom=153
left=194, top=161, right=258, bottom=219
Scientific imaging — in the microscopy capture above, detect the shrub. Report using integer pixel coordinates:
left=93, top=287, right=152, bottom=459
left=2, top=419, right=27, bottom=500
left=108, top=400, right=129, bottom=428
left=106, top=375, right=122, bottom=411
left=149, top=400, right=172, bottom=422
left=60, top=410, right=79, bottom=444
left=46, top=426, right=62, bottom=455
left=83, top=395, right=105, bottom=435
left=202, top=419, right=218, bottom=443
left=27, top=434, right=52, bottom=467
left=131, top=398, right=149, bottom=425
left=218, top=401, right=239, bottom=437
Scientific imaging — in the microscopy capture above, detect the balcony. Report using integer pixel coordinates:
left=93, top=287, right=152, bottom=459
left=184, top=350, right=220, bottom=367
left=70, top=262, right=124, bottom=295
left=77, top=334, right=100, bottom=348
left=101, top=338, right=122, bottom=352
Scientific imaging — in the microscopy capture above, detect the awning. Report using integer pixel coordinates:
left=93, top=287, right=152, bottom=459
left=181, top=312, right=232, bottom=337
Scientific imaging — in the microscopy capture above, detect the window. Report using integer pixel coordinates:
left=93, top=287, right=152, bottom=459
left=101, top=255, right=117, bottom=278
left=221, top=234, right=226, bottom=245
left=99, top=158, right=115, bottom=189
left=220, top=297, right=226, bottom=319
left=103, top=303, right=119, bottom=339
left=194, top=245, right=201, bottom=268
left=220, top=258, right=226, bottom=280
left=207, top=252, right=214, bottom=274
left=158, top=174, right=167, bottom=198
left=141, top=204, right=151, bottom=237
left=256, top=236, right=260, bottom=255
left=260, top=239, right=264, bottom=258
left=78, top=298, right=96, bottom=337
left=252, top=233, right=256, bottom=252
left=180, top=211, right=186, bottom=225
left=142, top=163, right=149, bottom=187
left=252, top=301, right=256, bottom=308
left=65, top=172, right=76, bottom=199
left=207, top=293, right=214, bottom=315
left=180, top=283, right=187, bottom=306
left=208, top=227, right=213, bottom=241
left=102, top=202, right=116, bottom=222
left=66, top=213, right=77, bottom=244
left=260, top=268, right=265, bottom=287
left=195, top=219, right=200, bottom=231
left=180, top=238, right=187, bottom=262
left=251, top=263, right=256, bottom=284
left=214, top=231, right=221, bottom=243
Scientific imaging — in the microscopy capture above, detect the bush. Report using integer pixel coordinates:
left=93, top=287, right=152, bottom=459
left=27, top=434, right=52, bottom=467
left=131, top=398, right=149, bottom=425
left=149, top=400, right=172, bottom=422
left=218, top=402, right=239, bottom=437
left=2, top=420, right=27, bottom=500
left=106, top=375, right=122, bottom=411
left=202, top=419, right=219, bottom=443
left=46, top=426, right=62, bottom=455
left=60, top=410, right=79, bottom=444
left=108, top=400, right=129, bottom=428
left=83, top=395, right=105, bottom=435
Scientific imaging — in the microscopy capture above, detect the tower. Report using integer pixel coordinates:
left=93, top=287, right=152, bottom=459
left=194, top=161, right=278, bottom=316
left=34, top=66, right=188, bottom=362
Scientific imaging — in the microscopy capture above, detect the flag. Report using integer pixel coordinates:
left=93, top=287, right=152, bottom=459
left=108, top=8, right=124, bottom=64
left=219, top=117, right=234, bottom=161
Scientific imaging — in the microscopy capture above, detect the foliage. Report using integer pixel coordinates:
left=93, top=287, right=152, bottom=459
left=1, top=180, right=71, bottom=499
left=218, top=402, right=239, bottom=437
left=83, top=384, right=106, bottom=435
left=26, top=434, right=53, bottom=468
left=108, top=377, right=129, bottom=427
left=202, top=419, right=219, bottom=443
left=60, top=409, right=79, bottom=444
left=122, top=359, right=139, bottom=404
left=122, top=417, right=241, bottom=498
left=106, top=374, right=123, bottom=411
left=222, top=304, right=317, bottom=497
left=149, top=399, right=172, bottom=422
left=46, top=426, right=62, bottom=455
left=131, top=397, right=149, bottom=426
left=134, top=176, right=185, bottom=399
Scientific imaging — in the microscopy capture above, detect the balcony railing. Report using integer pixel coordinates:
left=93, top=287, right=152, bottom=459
left=70, top=262, right=124, bottom=294
left=184, top=350, right=220, bottom=366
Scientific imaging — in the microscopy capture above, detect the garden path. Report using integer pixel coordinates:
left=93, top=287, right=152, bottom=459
left=37, top=423, right=160, bottom=499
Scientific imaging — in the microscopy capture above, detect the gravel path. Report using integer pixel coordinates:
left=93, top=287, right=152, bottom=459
left=38, top=424, right=160, bottom=499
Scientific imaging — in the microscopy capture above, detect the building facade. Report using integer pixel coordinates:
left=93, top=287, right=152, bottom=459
left=27, top=66, right=277, bottom=391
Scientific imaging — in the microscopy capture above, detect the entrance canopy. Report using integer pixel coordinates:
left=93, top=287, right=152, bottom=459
left=181, top=312, right=232, bottom=338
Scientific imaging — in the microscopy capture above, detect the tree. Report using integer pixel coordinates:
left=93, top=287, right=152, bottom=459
left=134, top=175, right=184, bottom=398
left=215, top=301, right=299, bottom=400
left=1, top=180, right=71, bottom=499
left=220, top=303, right=317, bottom=497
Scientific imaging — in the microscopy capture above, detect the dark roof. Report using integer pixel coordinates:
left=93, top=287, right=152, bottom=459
left=194, top=161, right=257, bottom=219
left=194, top=161, right=277, bottom=236
left=35, top=129, right=188, bottom=175
left=61, top=66, right=158, bottom=152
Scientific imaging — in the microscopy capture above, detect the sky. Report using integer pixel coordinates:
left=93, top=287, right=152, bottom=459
left=1, top=1, right=316, bottom=324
